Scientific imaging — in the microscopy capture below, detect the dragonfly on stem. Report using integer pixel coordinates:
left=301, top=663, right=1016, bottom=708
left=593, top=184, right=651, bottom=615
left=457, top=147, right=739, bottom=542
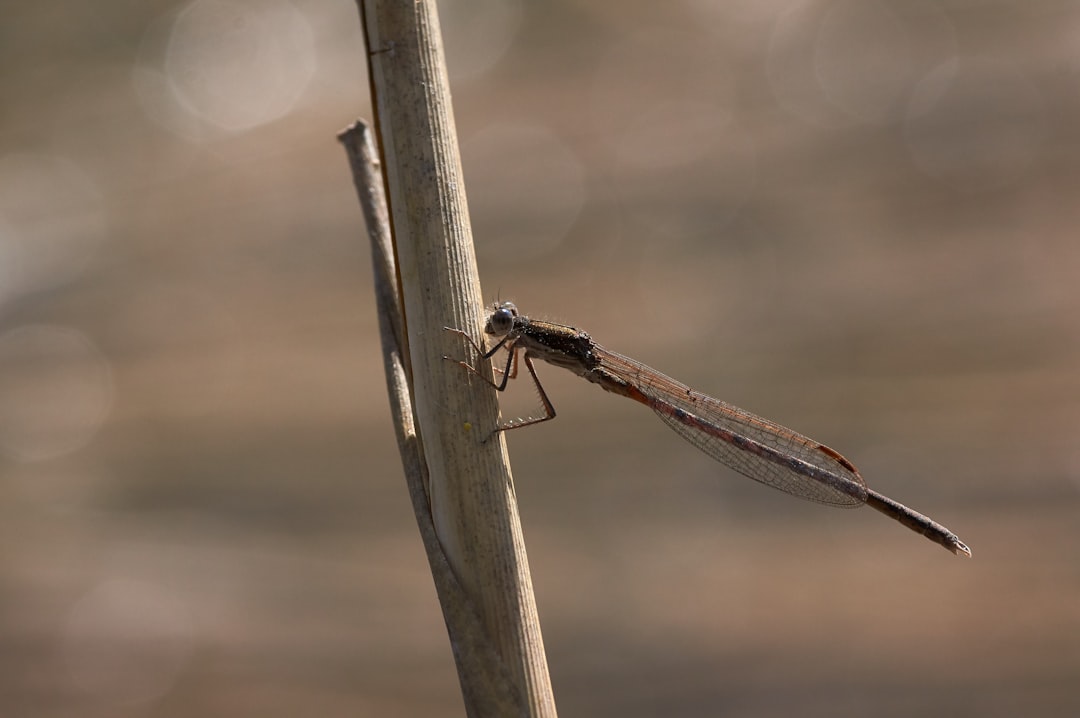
left=445, top=301, right=971, bottom=557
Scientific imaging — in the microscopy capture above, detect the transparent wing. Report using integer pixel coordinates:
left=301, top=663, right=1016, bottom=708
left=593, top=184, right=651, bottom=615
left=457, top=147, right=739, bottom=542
left=594, top=347, right=867, bottom=507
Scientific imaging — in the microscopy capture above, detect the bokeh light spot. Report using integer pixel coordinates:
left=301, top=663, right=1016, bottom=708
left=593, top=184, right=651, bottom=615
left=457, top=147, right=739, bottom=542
left=463, top=123, right=586, bottom=258
left=0, top=153, right=105, bottom=302
left=136, top=0, right=316, bottom=136
left=60, top=579, right=195, bottom=706
left=439, top=0, right=523, bottom=82
left=768, top=0, right=955, bottom=127
left=904, top=58, right=1046, bottom=191
left=0, top=326, right=113, bottom=462
left=814, top=0, right=913, bottom=124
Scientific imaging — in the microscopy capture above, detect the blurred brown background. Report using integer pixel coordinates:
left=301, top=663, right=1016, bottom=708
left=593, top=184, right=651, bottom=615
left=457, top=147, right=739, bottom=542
left=2, top=1, right=1078, bottom=716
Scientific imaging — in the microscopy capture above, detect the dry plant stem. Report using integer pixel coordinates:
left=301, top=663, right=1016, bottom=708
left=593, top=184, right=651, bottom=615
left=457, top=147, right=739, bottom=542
left=339, top=122, right=523, bottom=718
left=355, top=1, right=556, bottom=716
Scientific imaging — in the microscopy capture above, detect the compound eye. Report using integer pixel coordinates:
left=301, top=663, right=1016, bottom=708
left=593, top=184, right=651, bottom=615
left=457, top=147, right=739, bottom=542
left=487, top=303, right=516, bottom=336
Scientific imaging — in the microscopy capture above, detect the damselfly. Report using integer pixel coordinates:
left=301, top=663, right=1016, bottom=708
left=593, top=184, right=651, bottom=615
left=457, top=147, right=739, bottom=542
left=445, top=302, right=971, bottom=557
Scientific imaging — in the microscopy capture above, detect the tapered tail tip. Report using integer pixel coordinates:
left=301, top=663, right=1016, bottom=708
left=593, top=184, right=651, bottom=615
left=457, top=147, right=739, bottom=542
left=950, top=538, right=972, bottom=557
